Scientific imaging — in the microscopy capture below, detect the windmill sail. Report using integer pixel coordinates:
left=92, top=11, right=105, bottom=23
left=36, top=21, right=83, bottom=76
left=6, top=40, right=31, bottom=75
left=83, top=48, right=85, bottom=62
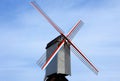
left=71, top=45, right=98, bottom=75
left=37, top=52, right=46, bottom=68
left=30, top=1, right=64, bottom=34
left=65, top=37, right=99, bottom=74
left=66, top=20, right=84, bottom=40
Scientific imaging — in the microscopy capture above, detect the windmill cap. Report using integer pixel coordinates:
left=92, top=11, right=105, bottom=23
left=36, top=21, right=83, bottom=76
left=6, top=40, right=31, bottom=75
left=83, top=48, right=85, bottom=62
left=46, top=35, right=63, bottom=49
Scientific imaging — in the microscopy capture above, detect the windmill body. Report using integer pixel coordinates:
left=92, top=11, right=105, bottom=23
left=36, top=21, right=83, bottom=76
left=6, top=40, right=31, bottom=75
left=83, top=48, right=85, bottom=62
left=46, top=35, right=71, bottom=77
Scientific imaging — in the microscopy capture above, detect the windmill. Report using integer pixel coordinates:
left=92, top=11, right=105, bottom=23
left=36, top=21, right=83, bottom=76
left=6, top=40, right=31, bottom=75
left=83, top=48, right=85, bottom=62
left=30, top=1, right=99, bottom=81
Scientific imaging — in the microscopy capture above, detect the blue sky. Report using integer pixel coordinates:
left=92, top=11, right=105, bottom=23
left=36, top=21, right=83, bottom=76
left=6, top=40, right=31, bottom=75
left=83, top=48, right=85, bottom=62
left=0, top=0, right=120, bottom=81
